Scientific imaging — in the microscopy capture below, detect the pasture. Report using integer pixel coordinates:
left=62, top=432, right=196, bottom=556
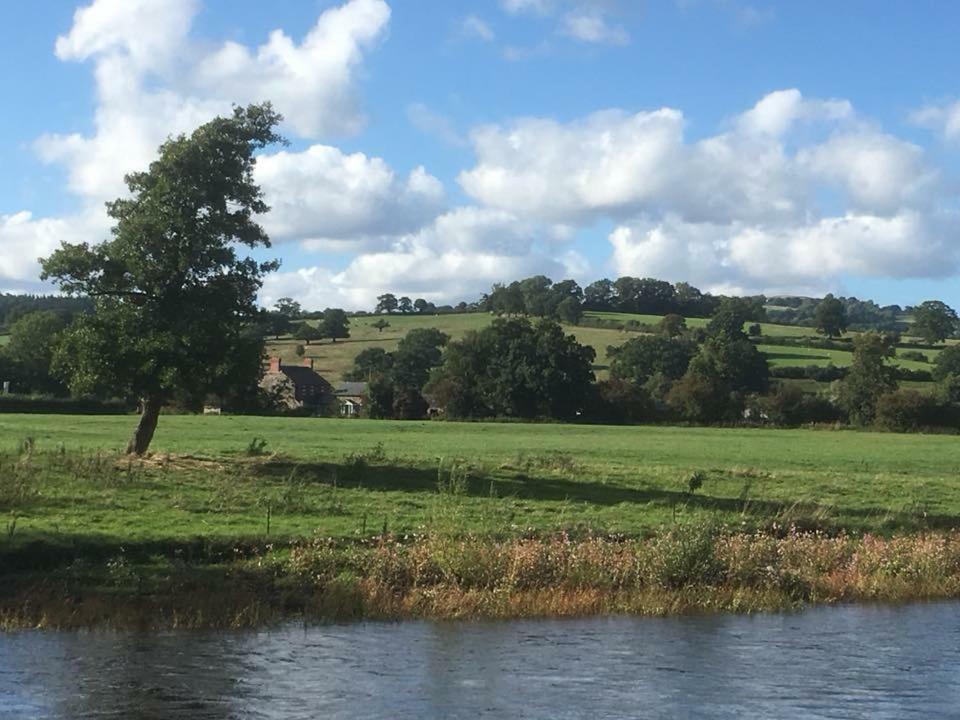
left=2, top=414, right=959, bottom=551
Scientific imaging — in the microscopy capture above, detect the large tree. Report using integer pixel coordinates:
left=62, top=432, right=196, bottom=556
left=40, top=103, right=284, bottom=454
left=912, top=300, right=958, bottom=344
left=318, top=308, right=350, bottom=343
left=814, top=294, right=848, bottom=338
left=838, top=331, right=897, bottom=424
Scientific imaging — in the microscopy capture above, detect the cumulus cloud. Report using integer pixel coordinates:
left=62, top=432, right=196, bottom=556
left=260, top=207, right=573, bottom=309
left=255, top=145, right=444, bottom=248
left=909, top=100, right=960, bottom=143
left=37, top=0, right=391, bottom=204
left=0, top=209, right=111, bottom=285
left=460, top=88, right=959, bottom=293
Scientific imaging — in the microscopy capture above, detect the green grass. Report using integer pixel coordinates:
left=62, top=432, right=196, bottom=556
left=3, top=414, right=959, bottom=551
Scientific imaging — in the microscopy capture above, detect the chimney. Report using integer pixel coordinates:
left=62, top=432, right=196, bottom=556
left=302, top=357, right=314, bottom=369
left=269, top=357, right=281, bottom=373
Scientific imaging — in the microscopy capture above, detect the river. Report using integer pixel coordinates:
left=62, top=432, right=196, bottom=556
left=2, top=602, right=959, bottom=719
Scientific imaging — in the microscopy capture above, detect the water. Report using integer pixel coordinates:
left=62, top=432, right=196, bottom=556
left=2, top=602, right=959, bottom=719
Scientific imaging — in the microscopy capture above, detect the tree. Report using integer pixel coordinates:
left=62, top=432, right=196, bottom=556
left=2, top=310, right=67, bottom=394
left=608, top=336, right=696, bottom=385
left=295, top=322, right=321, bottom=345
left=318, top=308, right=350, bottom=343
left=426, top=318, right=595, bottom=419
left=838, top=332, right=897, bottom=424
left=583, top=278, right=616, bottom=310
left=659, top=314, right=686, bottom=338
left=397, top=296, right=414, bottom=314
left=273, top=297, right=302, bottom=319
left=814, top=294, right=848, bottom=338
left=556, top=296, right=584, bottom=324
left=912, top=300, right=958, bottom=344
left=376, top=293, right=398, bottom=314
left=932, top=344, right=960, bottom=382
left=346, top=347, right=393, bottom=381
left=371, top=318, right=391, bottom=333
left=413, top=298, right=436, bottom=314
left=40, top=103, right=284, bottom=454
left=391, top=328, right=449, bottom=389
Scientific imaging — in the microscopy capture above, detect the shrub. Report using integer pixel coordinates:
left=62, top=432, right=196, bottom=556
left=874, top=390, right=951, bottom=431
left=900, top=350, right=929, bottom=363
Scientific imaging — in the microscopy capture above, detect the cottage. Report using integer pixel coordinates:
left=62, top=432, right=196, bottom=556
left=261, top=357, right=333, bottom=410
left=332, top=381, right=367, bottom=417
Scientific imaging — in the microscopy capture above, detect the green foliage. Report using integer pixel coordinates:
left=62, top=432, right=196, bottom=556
left=295, top=322, right=321, bottom=345
left=318, top=308, right=350, bottom=343
left=40, top=103, right=284, bottom=454
left=932, top=345, right=960, bottom=382
left=375, top=293, right=398, bottom=314
left=912, top=300, right=958, bottom=344
left=814, top=293, right=848, bottom=338
left=1, top=311, right=67, bottom=395
left=371, top=318, right=391, bottom=333
left=427, top=318, right=595, bottom=420
left=659, top=313, right=686, bottom=337
left=838, top=332, right=898, bottom=425
left=608, top=335, right=696, bottom=384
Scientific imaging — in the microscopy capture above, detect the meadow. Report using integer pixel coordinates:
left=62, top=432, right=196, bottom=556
left=4, top=414, right=960, bottom=627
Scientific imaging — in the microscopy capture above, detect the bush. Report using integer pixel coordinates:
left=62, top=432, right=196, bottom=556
left=899, top=350, right=929, bottom=363
left=874, top=390, right=958, bottom=431
left=755, top=385, right=845, bottom=426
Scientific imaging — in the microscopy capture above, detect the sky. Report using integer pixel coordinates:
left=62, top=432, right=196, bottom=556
left=2, top=0, right=960, bottom=311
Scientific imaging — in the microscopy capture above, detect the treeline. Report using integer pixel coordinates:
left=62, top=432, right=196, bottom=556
left=767, top=295, right=906, bottom=332
left=341, top=295, right=960, bottom=433
left=0, top=293, right=92, bottom=332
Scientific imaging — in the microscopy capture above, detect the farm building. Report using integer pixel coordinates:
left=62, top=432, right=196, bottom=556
left=261, top=357, right=333, bottom=410
left=332, top=381, right=367, bottom=417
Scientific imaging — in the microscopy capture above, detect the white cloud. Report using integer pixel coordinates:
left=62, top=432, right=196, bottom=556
left=261, top=207, right=568, bottom=309
left=460, top=108, right=685, bottom=223
left=461, top=89, right=958, bottom=294
left=0, top=209, right=111, bottom=285
left=559, top=10, right=629, bottom=45
left=38, top=0, right=391, bottom=204
left=909, top=100, right=960, bottom=143
left=797, top=132, right=938, bottom=215
left=255, top=145, right=444, bottom=248
left=462, top=14, right=495, bottom=41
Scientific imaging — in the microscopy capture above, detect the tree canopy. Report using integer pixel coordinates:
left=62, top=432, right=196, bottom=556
left=40, top=103, right=284, bottom=454
left=814, top=294, right=848, bottom=338
left=912, top=300, right=958, bottom=344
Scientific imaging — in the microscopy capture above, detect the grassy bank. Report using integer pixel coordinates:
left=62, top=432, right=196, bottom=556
left=4, top=528, right=960, bottom=629
left=3, top=416, right=960, bottom=628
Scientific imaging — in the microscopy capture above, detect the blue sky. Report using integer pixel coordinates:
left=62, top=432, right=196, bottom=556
left=2, top=0, right=960, bottom=310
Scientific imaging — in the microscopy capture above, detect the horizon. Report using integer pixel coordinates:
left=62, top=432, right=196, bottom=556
left=2, top=0, right=960, bottom=309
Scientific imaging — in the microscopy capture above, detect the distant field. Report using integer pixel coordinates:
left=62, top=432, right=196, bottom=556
left=2, top=414, right=959, bottom=545
left=0, top=334, right=8, bottom=347
left=269, top=311, right=941, bottom=382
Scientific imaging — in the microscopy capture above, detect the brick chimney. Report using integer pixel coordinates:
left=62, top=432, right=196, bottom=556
left=269, top=357, right=281, bottom=373
left=302, top=357, right=314, bottom=369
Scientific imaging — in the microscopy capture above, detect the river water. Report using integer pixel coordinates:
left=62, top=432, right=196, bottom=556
left=2, top=602, right=959, bottom=719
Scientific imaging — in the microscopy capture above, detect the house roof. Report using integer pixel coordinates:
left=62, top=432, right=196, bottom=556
left=333, top=381, right=367, bottom=396
left=280, top=365, right=332, bottom=391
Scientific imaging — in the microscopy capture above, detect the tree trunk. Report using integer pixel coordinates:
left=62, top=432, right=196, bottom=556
left=126, top=395, right=162, bottom=455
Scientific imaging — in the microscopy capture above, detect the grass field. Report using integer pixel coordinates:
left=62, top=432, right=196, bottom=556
left=4, top=414, right=960, bottom=627
left=3, top=414, right=959, bottom=549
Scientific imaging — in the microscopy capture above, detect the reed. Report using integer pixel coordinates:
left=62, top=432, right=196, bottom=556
left=5, top=526, right=960, bottom=629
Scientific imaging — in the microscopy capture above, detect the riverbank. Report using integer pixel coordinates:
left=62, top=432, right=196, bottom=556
left=4, top=528, right=960, bottom=629
left=3, top=419, right=960, bottom=629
